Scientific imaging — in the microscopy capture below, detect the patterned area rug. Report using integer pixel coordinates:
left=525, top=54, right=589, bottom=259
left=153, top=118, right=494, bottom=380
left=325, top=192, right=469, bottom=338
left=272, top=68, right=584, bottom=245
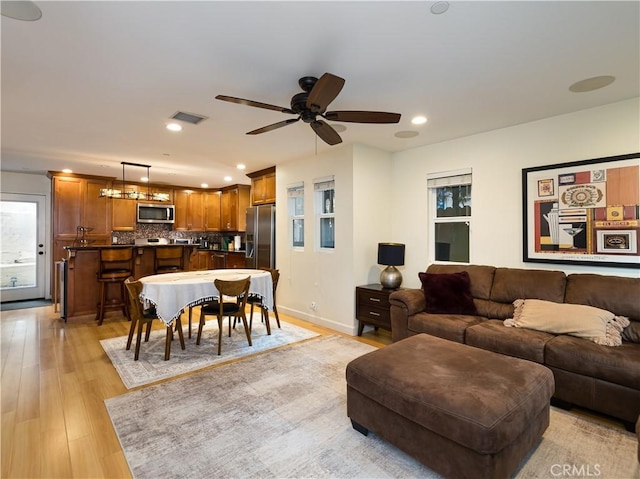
left=105, top=335, right=639, bottom=479
left=100, top=319, right=319, bottom=388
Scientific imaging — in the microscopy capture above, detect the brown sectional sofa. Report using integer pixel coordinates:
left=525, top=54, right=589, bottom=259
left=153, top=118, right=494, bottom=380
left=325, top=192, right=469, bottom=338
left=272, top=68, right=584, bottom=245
left=389, top=264, right=640, bottom=429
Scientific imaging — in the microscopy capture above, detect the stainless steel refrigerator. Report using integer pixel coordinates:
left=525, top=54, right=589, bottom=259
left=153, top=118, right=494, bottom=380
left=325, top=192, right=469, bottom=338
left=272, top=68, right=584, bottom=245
left=245, top=205, right=275, bottom=269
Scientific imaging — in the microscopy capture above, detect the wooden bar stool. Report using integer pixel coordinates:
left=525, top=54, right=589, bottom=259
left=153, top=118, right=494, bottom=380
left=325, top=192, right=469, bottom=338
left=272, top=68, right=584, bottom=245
left=154, top=246, right=184, bottom=274
left=96, top=247, right=133, bottom=325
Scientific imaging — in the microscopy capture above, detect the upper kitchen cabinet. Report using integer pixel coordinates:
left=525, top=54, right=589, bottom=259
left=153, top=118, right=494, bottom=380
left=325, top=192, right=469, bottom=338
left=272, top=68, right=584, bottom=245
left=111, top=184, right=139, bottom=231
left=51, top=174, right=111, bottom=238
left=221, top=185, right=250, bottom=231
left=204, top=191, right=221, bottom=232
left=174, top=189, right=205, bottom=231
left=247, top=166, right=276, bottom=205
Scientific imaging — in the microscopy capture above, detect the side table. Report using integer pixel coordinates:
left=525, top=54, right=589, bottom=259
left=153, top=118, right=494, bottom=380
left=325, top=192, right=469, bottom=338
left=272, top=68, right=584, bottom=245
left=355, top=284, right=401, bottom=336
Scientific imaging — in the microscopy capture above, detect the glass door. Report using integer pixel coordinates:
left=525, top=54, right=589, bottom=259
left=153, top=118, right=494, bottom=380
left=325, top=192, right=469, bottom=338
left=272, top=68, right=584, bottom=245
left=0, top=193, right=46, bottom=302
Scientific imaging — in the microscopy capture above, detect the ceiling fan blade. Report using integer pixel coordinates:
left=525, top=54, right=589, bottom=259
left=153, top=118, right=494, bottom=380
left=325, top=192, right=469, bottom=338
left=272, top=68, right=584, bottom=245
left=215, top=95, right=295, bottom=114
left=247, top=118, right=300, bottom=135
left=323, top=111, right=401, bottom=124
left=310, top=120, right=342, bottom=146
left=306, top=73, right=345, bottom=113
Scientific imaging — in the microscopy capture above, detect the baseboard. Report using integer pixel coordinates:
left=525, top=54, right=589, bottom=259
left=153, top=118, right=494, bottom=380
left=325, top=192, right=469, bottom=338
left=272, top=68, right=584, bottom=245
left=279, top=306, right=357, bottom=336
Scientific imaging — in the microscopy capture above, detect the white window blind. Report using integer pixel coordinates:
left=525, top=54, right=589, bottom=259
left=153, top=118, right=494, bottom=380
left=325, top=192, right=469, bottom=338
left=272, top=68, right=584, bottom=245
left=427, top=168, right=472, bottom=188
left=287, top=182, right=304, bottom=197
left=313, top=175, right=335, bottom=191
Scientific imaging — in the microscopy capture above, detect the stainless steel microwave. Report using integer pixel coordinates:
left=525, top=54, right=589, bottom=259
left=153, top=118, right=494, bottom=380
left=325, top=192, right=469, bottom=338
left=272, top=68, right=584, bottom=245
left=137, top=203, right=175, bottom=224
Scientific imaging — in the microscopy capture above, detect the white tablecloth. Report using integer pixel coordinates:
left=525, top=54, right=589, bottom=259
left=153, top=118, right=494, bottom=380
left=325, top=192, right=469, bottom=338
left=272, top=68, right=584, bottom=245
left=139, top=269, right=273, bottom=326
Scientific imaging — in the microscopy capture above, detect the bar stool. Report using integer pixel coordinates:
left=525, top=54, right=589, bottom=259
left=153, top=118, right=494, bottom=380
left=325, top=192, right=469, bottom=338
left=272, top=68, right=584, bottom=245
left=154, top=247, right=184, bottom=274
left=96, top=247, right=133, bottom=326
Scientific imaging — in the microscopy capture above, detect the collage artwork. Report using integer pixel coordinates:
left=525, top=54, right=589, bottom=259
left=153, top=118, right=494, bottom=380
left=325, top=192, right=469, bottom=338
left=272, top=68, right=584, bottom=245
left=526, top=155, right=640, bottom=267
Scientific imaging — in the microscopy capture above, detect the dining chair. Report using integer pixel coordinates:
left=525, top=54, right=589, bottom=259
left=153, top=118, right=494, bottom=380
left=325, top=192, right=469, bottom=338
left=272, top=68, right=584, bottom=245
left=196, top=277, right=252, bottom=355
left=124, top=277, right=185, bottom=361
left=247, top=267, right=281, bottom=335
left=96, top=247, right=133, bottom=325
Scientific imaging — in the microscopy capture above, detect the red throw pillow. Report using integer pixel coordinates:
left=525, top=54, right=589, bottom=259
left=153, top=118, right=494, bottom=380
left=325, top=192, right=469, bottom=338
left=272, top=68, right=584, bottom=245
left=418, top=271, right=478, bottom=315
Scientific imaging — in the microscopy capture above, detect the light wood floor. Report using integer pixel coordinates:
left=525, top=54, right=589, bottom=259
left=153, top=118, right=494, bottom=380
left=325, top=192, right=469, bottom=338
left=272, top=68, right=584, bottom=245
left=1, top=304, right=391, bottom=478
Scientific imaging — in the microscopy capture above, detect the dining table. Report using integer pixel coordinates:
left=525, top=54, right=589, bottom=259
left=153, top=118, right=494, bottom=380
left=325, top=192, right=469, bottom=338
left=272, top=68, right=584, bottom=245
left=139, top=269, right=273, bottom=328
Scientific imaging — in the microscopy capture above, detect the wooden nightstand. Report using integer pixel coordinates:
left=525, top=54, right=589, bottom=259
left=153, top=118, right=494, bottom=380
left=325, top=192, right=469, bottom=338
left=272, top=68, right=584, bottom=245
left=355, top=284, right=401, bottom=336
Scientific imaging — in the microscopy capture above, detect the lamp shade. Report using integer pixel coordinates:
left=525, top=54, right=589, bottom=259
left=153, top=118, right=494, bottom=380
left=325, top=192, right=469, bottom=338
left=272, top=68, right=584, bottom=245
left=377, top=243, right=405, bottom=266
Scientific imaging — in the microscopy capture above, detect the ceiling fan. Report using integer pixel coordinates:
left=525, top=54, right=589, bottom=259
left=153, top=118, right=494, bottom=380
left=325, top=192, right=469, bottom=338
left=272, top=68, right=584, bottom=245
left=215, top=73, right=401, bottom=146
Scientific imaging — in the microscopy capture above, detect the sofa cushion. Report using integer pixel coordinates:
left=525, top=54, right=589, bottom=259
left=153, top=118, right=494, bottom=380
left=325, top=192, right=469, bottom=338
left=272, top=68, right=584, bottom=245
left=622, top=321, right=640, bottom=344
left=419, top=271, right=478, bottom=315
left=490, top=268, right=566, bottom=304
left=545, top=335, right=640, bottom=390
left=408, top=312, right=484, bottom=344
left=564, top=274, right=640, bottom=322
left=465, top=319, right=555, bottom=363
left=505, top=299, right=629, bottom=346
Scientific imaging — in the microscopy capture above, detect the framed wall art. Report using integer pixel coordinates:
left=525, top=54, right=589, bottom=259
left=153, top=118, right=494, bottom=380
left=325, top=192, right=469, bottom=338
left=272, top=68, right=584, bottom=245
left=522, top=152, right=640, bottom=268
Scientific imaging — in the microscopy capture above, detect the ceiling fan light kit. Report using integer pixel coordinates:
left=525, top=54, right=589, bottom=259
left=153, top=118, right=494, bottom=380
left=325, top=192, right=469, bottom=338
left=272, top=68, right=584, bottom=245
left=215, top=72, right=401, bottom=146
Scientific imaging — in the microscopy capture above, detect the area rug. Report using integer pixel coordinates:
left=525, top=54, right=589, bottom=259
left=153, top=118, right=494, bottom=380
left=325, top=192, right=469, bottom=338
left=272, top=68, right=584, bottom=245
left=105, top=335, right=639, bottom=479
left=100, top=320, right=319, bottom=389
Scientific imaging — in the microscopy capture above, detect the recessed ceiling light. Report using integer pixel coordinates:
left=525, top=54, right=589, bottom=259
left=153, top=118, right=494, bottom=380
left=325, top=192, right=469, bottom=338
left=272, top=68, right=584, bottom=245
left=141, top=177, right=149, bottom=183
left=224, top=176, right=232, bottom=182
left=430, top=1, right=449, bottom=15
left=237, top=164, right=246, bottom=170
left=201, top=183, right=209, bottom=188
left=1, top=1, right=42, bottom=21
left=395, top=131, right=419, bottom=139
left=569, top=75, right=616, bottom=93
left=411, top=116, right=428, bottom=125
left=62, top=168, right=73, bottom=174
left=166, top=123, right=183, bottom=132
left=332, top=124, right=347, bottom=133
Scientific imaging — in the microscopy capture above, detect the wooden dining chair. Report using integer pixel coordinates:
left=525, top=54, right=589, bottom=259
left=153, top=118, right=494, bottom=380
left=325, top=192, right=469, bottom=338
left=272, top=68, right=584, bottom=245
left=196, top=277, right=252, bottom=355
left=247, top=267, right=281, bottom=335
left=124, top=277, right=185, bottom=361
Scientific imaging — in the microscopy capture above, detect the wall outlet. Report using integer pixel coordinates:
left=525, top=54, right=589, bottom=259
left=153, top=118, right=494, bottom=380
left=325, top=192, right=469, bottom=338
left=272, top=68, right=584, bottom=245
left=310, top=301, right=317, bottom=311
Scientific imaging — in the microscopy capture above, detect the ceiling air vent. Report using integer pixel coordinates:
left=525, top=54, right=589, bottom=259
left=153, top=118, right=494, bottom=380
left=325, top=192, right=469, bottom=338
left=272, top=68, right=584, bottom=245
left=170, top=111, right=208, bottom=125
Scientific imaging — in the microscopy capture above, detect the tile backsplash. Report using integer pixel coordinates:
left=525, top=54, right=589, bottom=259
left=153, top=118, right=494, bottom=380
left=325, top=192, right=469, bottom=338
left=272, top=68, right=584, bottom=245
left=111, top=224, right=242, bottom=247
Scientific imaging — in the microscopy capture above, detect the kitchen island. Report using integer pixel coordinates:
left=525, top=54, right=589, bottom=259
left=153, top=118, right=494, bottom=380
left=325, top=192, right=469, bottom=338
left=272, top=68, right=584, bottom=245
left=61, top=245, right=248, bottom=320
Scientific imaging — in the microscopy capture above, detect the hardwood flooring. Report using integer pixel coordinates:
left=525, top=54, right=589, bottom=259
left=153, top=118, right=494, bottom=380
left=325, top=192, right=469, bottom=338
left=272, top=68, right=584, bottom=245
left=1, top=305, right=390, bottom=478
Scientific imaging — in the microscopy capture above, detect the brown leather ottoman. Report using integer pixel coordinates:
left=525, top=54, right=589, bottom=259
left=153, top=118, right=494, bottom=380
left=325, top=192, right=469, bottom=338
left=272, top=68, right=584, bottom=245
left=346, top=334, right=554, bottom=479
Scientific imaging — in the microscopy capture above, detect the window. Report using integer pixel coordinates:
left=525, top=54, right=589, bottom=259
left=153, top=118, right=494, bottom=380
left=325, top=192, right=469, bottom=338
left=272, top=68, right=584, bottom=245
left=314, top=176, right=335, bottom=249
left=427, top=169, right=472, bottom=263
left=287, top=182, right=305, bottom=248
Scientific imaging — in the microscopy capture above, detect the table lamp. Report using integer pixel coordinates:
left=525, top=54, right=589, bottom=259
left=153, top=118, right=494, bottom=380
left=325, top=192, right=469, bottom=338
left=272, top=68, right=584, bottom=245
left=377, top=243, right=405, bottom=289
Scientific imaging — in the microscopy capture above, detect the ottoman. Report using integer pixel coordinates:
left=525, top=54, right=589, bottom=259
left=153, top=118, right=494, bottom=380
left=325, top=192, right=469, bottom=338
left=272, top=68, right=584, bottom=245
left=346, top=334, right=554, bottom=479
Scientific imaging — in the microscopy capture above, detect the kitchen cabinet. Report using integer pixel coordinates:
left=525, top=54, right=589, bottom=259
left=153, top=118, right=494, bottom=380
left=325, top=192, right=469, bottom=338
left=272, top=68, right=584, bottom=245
left=112, top=197, right=136, bottom=231
left=174, top=190, right=205, bottom=231
left=188, top=249, right=244, bottom=270
left=52, top=175, right=111, bottom=237
left=247, top=167, right=276, bottom=205
left=221, top=185, right=250, bottom=231
left=225, top=252, right=246, bottom=269
left=51, top=174, right=111, bottom=283
left=204, top=191, right=221, bottom=231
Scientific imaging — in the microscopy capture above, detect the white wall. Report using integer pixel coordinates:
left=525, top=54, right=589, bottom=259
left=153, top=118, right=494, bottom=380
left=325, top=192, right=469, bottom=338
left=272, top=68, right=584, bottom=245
left=353, top=144, right=394, bottom=286
left=0, top=171, right=53, bottom=298
left=275, top=143, right=394, bottom=334
left=391, top=98, right=640, bottom=288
